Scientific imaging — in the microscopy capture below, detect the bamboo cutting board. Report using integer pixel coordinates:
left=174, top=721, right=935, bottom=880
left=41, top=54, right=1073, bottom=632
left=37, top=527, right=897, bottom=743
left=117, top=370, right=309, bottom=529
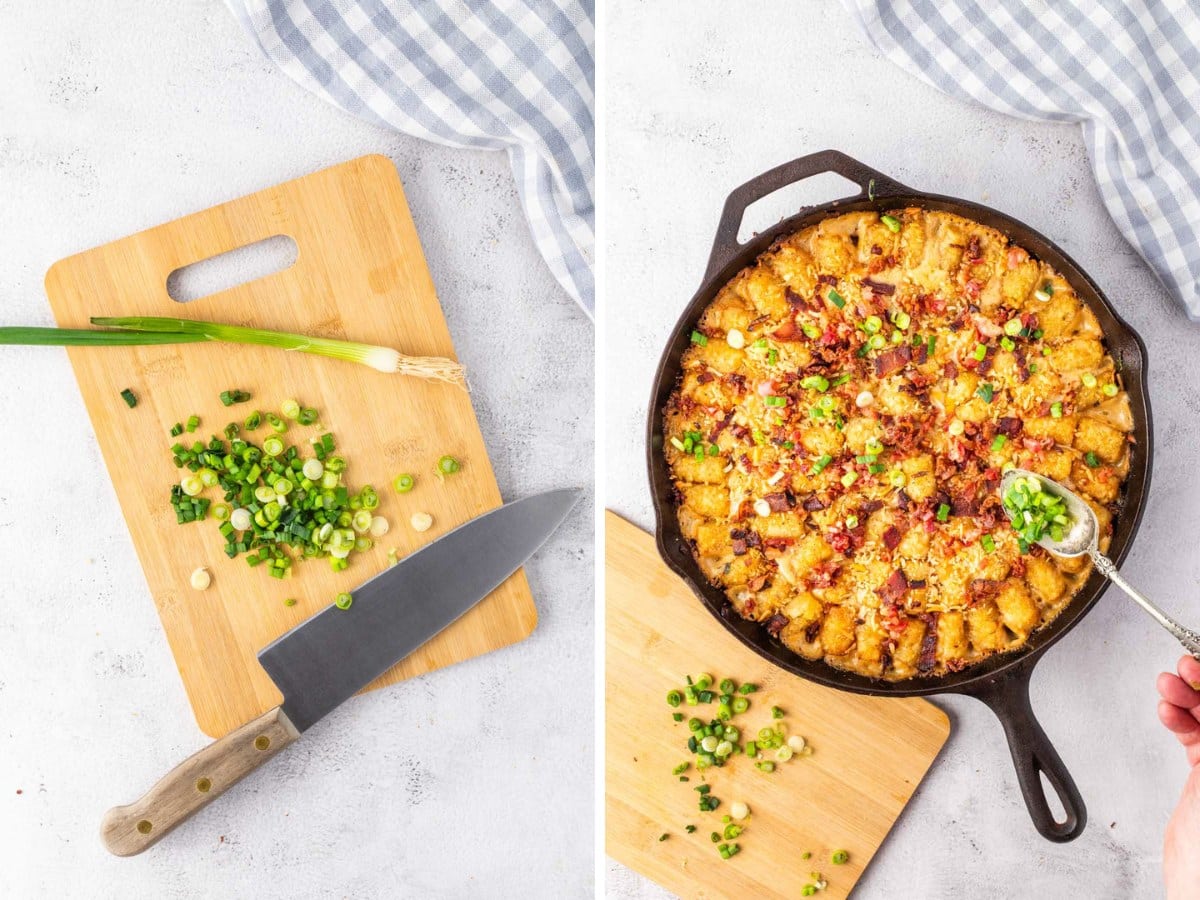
left=606, top=511, right=949, bottom=899
left=45, top=155, right=537, bottom=738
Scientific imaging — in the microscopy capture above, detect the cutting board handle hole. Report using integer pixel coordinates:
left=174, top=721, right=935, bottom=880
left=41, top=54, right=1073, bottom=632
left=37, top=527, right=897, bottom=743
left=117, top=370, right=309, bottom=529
left=166, top=234, right=298, bottom=303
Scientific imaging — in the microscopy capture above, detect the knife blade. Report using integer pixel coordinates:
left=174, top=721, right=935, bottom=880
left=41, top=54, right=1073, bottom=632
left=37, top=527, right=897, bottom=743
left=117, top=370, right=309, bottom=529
left=100, top=488, right=579, bottom=856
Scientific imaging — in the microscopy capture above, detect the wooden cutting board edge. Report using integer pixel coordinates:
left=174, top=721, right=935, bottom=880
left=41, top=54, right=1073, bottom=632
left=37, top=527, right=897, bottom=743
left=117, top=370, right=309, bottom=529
left=604, top=509, right=951, bottom=899
left=44, top=155, right=539, bottom=738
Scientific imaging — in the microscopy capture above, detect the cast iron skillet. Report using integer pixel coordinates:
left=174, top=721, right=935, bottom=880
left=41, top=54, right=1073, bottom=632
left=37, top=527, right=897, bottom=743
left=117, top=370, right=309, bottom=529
left=646, top=150, right=1153, bottom=843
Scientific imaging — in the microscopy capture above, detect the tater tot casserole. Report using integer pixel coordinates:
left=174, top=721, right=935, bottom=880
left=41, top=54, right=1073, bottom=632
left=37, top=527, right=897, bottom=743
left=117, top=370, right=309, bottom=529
left=663, top=209, right=1134, bottom=679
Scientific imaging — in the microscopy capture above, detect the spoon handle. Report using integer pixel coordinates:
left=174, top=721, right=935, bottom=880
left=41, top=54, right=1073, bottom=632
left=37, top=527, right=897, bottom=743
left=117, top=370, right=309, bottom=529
left=1089, top=550, right=1200, bottom=659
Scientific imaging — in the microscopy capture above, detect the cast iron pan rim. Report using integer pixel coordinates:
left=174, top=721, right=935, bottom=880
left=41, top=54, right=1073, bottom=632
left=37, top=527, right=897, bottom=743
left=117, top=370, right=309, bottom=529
left=646, top=156, right=1153, bottom=700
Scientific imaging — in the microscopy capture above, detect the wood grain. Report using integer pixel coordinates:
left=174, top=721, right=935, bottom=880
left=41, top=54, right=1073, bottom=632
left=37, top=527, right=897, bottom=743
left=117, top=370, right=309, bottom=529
left=45, top=155, right=537, bottom=738
left=605, top=511, right=950, bottom=899
left=100, top=706, right=300, bottom=856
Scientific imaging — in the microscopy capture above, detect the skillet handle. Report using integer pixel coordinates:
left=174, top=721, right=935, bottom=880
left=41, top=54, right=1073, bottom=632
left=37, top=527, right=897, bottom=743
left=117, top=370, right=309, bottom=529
left=966, top=658, right=1087, bottom=842
left=703, top=149, right=912, bottom=283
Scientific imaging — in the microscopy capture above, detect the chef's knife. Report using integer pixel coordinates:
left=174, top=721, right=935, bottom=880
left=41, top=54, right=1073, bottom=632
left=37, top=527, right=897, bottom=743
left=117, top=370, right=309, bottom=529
left=100, top=488, right=579, bottom=856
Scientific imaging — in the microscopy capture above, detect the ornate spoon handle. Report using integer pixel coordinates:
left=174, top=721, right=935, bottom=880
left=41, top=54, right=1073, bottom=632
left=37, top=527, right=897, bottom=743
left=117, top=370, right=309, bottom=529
left=1089, top=549, right=1200, bottom=659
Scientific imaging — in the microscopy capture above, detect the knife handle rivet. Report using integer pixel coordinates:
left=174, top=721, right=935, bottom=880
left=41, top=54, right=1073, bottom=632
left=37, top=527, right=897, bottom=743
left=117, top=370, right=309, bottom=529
left=136, top=820, right=153, bottom=835
left=253, top=735, right=271, bottom=751
left=195, top=777, right=212, bottom=793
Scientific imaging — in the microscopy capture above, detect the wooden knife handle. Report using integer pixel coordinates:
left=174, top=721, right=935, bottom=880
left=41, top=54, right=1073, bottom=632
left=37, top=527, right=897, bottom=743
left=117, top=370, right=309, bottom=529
left=100, top=706, right=300, bottom=856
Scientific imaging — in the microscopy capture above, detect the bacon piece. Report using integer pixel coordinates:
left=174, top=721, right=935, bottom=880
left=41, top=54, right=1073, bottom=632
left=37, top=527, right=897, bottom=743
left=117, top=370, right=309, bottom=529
left=914, top=342, right=929, bottom=365
left=944, top=360, right=959, bottom=380
left=828, top=530, right=853, bottom=555
left=817, top=273, right=838, bottom=286
left=764, top=492, right=793, bottom=512
left=874, top=345, right=912, bottom=378
left=731, top=537, right=748, bottom=556
left=802, top=494, right=828, bottom=512
left=917, top=613, right=940, bottom=672
left=762, top=537, right=794, bottom=551
left=862, top=277, right=896, bottom=295
left=881, top=525, right=904, bottom=551
left=697, top=370, right=715, bottom=384
left=996, top=417, right=1023, bottom=437
left=805, top=619, right=822, bottom=642
left=860, top=499, right=885, bottom=515
left=784, top=287, right=806, bottom=310
left=970, top=579, right=1000, bottom=603
left=772, top=320, right=799, bottom=341
left=765, top=613, right=788, bottom=637
left=748, top=574, right=770, bottom=592
left=878, top=568, right=909, bottom=603
left=976, top=345, right=997, bottom=376
left=950, top=494, right=980, bottom=517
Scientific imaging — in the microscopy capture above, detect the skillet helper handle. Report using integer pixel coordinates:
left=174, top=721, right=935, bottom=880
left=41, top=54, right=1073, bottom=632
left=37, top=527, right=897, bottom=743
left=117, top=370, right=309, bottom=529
left=703, top=149, right=912, bottom=283
left=100, top=707, right=300, bottom=857
left=969, top=661, right=1086, bottom=842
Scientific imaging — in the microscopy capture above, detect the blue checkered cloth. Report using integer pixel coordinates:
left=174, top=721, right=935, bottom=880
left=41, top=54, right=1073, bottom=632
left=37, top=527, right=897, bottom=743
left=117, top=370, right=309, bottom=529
left=225, top=0, right=595, bottom=317
left=843, top=0, right=1200, bottom=320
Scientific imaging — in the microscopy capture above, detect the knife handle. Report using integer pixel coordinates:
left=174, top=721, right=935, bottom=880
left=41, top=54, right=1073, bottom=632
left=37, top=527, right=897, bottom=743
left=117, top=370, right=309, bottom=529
left=100, top=706, right=300, bottom=856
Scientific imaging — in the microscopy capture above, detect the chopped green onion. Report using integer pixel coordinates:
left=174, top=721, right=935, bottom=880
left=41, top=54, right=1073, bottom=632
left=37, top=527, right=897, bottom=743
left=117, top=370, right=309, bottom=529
left=334, top=591, right=353, bottom=610
left=1050, top=402, right=1063, bottom=418
left=266, top=412, right=287, bottom=433
left=297, top=407, right=318, bottom=426
left=170, top=422, right=183, bottom=437
left=811, top=454, right=833, bottom=474
left=827, top=289, right=846, bottom=309
left=840, top=471, right=858, bottom=488
left=244, top=410, right=262, bottom=430
left=280, top=399, right=301, bottom=419
left=832, top=850, right=849, bottom=865
left=891, top=311, right=911, bottom=330
left=800, top=375, right=830, bottom=392
left=1000, top=337, right=1015, bottom=352
left=1102, top=383, right=1119, bottom=397
left=220, top=389, right=251, bottom=406
left=802, top=323, right=822, bottom=339
left=880, top=214, right=901, bottom=232
left=977, top=383, right=995, bottom=403
left=437, top=455, right=461, bottom=476
left=1004, top=318, right=1023, bottom=336
left=867, top=334, right=886, bottom=350
left=1082, top=373, right=1098, bottom=388
left=186, top=414, right=200, bottom=433
left=973, top=343, right=988, bottom=361
left=862, top=315, right=883, bottom=335
left=764, top=396, right=787, bottom=407
left=120, top=388, right=137, bottom=408
left=691, top=330, right=708, bottom=346
left=981, top=535, right=996, bottom=554
left=936, top=503, right=950, bottom=522
left=991, top=434, right=1007, bottom=451
left=1085, top=451, right=1100, bottom=468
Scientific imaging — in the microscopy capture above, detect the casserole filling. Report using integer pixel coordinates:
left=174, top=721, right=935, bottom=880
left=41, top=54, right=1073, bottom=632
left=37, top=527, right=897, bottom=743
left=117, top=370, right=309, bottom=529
left=663, top=209, right=1133, bottom=679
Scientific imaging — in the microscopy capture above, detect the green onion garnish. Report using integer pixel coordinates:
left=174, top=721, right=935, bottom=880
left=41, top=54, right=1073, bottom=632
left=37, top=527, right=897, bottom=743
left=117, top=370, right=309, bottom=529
left=991, top=434, right=1007, bottom=451
left=1000, top=337, right=1015, bottom=352
left=691, top=330, right=708, bottom=346
left=1050, top=402, right=1063, bottom=418
left=936, top=503, right=950, bottom=522
left=120, top=388, right=137, bottom=408
left=437, top=455, right=461, bottom=476
left=1102, top=383, right=1119, bottom=397
left=220, top=389, right=251, bottom=407
left=828, top=289, right=846, bottom=309
left=244, top=410, right=262, bottom=430
left=880, top=214, right=901, bottom=232
left=186, top=414, right=200, bottom=433
left=977, top=383, right=995, bottom=403
left=334, top=591, right=353, bottom=610
left=832, top=850, right=849, bottom=865
left=800, top=375, right=830, bottom=392
left=764, top=396, right=787, bottom=407
left=1002, top=475, right=1073, bottom=552
left=973, top=343, right=988, bottom=361
left=1082, top=373, right=1098, bottom=388
left=981, top=535, right=996, bottom=554
left=862, top=315, right=883, bottom=335
left=394, top=473, right=415, bottom=493
left=1085, top=451, right=1100, bottom=468
left=811, top=454, right=833, bottom=474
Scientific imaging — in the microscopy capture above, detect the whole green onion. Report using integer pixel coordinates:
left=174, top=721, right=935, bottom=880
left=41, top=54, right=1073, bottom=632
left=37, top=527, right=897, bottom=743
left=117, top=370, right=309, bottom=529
left=89, top=316, right=468, bottom=387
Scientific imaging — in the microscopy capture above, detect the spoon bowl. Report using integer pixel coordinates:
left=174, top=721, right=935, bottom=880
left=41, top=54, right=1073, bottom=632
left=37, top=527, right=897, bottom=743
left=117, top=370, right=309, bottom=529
left=1000, top=469, right=1097, bottom=557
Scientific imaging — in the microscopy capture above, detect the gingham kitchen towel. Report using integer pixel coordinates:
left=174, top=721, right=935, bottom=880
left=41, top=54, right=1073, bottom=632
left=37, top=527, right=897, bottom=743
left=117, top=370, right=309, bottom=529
left=225, top=0, right=595, bottom=317
left=842, top=0, right=1200, bottom=320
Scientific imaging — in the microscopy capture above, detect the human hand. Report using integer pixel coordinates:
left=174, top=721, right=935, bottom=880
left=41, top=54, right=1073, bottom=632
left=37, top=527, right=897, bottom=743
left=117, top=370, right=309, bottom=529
left=1157, top=655, right=1200, bottom=900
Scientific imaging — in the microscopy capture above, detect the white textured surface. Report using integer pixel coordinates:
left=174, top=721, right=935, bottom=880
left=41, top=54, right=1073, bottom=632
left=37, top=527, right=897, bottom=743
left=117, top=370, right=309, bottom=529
left=0, top=2, right=593, bottom=898
left=605, top=1, right=1194, bottom=897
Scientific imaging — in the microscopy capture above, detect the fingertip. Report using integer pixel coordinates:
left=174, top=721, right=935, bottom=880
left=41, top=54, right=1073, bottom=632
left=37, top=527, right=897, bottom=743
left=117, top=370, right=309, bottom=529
left=1177, top=655, right=1200, bottom=688
left=1159, top=700, right=1200, bottom=735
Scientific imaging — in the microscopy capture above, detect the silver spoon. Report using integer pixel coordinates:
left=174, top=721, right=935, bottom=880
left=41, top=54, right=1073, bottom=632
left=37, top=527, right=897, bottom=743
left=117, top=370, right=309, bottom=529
left=1000, top=468, right=1200, bottom=659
